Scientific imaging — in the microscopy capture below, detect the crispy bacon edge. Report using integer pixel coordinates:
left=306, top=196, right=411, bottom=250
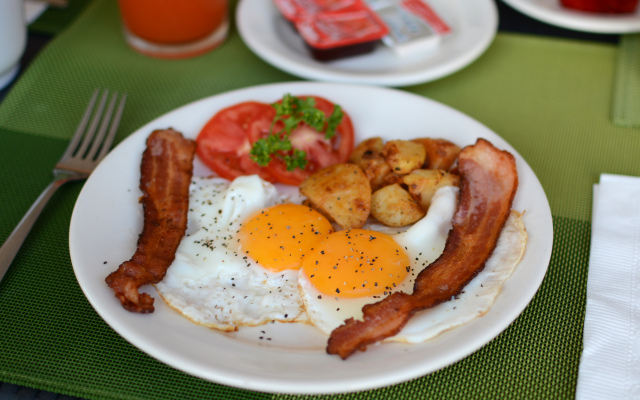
left=105, top=129, right=196, bottom=313
left=326, top=138, right=519, bottom=359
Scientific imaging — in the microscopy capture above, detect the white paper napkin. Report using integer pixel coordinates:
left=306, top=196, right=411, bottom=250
left=576, top=173, right=640, bottom=400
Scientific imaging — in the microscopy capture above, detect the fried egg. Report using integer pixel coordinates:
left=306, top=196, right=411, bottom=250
left=155, top=175, right=316, bottom=331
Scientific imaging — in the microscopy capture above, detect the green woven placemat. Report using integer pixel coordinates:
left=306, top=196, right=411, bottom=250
left=0, top=130, right=590, bottom=399
left=613, top=34, right=640, bottom=127
left=28, top=0, right=93, bottom=35
left=1, top=0, right=640, bottom=398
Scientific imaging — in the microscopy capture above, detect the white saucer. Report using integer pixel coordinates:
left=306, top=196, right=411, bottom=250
left=502, top=0, right=640, bottom=33
left=236, top=0, right=498, bottom=87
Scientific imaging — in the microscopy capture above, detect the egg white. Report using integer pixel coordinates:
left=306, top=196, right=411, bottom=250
left=155, top=175, right=308, bottom=331
left=386, top=210, right=527, bottom=343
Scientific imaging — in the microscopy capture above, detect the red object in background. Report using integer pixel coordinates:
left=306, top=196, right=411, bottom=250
left=295, top=9, right=388, bottom=60
left=117, top=0, right=229, bottom=58
left=273, top=0, right=359, bottom=21
left=273, top=0, right=388, bottom=61
left=559, top=0, right=639, bottom=13
left=118, top=0, right=227, bottom=44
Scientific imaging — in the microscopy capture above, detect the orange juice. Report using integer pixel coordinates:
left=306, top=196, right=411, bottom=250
left=118, top=0, right=228, bottom=59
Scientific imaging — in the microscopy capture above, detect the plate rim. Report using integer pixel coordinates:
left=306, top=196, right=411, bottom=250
left=501, top=0, right=640, bottom=33
left=69, top=81, right=553, bottom=394
left=235, top=0, right=499, bottom=87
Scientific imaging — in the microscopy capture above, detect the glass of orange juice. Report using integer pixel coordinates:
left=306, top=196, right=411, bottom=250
left=118, top=0, right=229, bottom=59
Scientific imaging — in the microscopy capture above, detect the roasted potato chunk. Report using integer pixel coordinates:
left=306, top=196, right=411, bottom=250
left=370, top=184, right=425, bottom=227
left=349, top=137, right=391, bottom=191
left=349, top=137, right=384, bottom=167
left=383, top=140, right=426, bottom=174
left=359, top=154, right=392, bottom=192
left=403, top=169, right=460, bottom=210
left=300, top=163, right=371, bottom=229
left=381, top=172, right=404, bottom=187
left=412, top=138, right=461, bottom=171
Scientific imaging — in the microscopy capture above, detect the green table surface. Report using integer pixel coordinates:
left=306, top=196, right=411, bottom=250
left=1, top=0, right=639, bottom=399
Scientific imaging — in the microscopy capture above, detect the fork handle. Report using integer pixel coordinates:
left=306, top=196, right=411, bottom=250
left=0, top=178, right=69, bottom=283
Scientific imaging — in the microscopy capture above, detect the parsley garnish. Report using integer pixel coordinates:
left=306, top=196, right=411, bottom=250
left=249, top=94, right=344, bottom=171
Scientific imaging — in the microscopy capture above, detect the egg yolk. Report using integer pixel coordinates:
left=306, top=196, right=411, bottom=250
left=301, top=229, right=411, bottom=298
left=237, top=204, right=334, bottom=272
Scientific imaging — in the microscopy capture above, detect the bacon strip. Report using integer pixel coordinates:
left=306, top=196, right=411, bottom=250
left=106, top=129, right=196, bottom=313
left=326, top=138, right=518, bottom=359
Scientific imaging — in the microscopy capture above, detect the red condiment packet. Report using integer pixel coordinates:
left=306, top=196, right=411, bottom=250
left=294, top=7, right=389, bottom=49
left=273, top=0, right=362, bottom=21
left=273, top=0, right=451, bottom=60
left=559, top=0, right=639, bottom=13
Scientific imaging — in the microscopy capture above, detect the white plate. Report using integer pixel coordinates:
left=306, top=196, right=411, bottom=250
left=69, top=82, right=553, bottom=395
left=502, top=0, right=640, bottom=33
left=236, top=0, right=498, bottom=87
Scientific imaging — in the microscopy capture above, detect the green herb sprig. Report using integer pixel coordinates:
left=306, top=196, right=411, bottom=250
left=250, top=94, right=344, bottom=171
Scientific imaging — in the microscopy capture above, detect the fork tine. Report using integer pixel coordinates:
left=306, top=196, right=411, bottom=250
left=74, top=89, right=109, bottom=158
left=96, top=93, right=127, bottom=161
left=86, top=92, right=118, bottom=161
left=61, top=88, right=100, bottom=161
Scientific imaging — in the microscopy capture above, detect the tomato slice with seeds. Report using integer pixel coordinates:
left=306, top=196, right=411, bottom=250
left=196, top=101, right=275, bottom=182
left=196, top=96, right=355, bottom=186
left=248, top=96, right=355, bottom=186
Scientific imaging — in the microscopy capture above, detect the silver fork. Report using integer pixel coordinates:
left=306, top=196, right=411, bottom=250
left=0, top=89, right=127, bottom=283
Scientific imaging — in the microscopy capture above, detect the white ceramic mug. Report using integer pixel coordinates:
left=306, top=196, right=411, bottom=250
left=0, top=0, right=27, bottom=90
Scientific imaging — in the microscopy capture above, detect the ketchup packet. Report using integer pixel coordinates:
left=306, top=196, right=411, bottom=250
left=295, top=9, right=389, bottom=49
left=273, top=0, right=361, bottom=21
left=273, top=0, right=389, bottom=61
left=272, top=0, right=450, bottom=61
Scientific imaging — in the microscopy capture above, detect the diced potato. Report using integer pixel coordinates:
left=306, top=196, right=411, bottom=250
left=370, top=184, right=425, bottom=227
left=381, top=172, right=404, bottom=187
left=383, top=140, right=426, bottom=174
left=300, top=163, right=371, bottom=229
left=349, top=137, right=384, bottom=168
left=359, top=155, right=392, bottom=192
left=349, top=137, right=391, bottom=191
left=403, top=169, right=460, bottom=210
left=412, top=138, right=461, bottom=171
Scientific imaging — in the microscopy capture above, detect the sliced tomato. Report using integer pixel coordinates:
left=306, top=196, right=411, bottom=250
left=304, top=96, right=355, bottom=164
left=248, top=96, right=355, bottom=186
left=197, top=96, right=355, bottom=186
left=196, top=101, right=276, bottom=181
